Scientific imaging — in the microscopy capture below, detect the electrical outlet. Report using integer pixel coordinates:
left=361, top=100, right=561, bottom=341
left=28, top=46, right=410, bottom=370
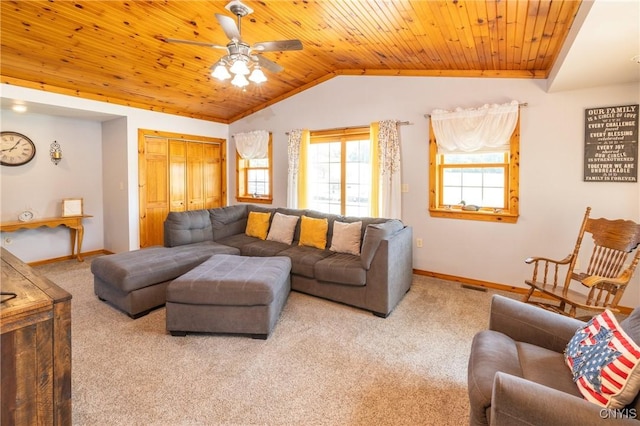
left=416, top=238, right=423, bottom=248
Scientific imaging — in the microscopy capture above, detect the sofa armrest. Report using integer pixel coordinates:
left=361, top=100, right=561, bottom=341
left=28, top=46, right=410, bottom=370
left=360, top=220, right=405, bottom=270
left=364, top=225, right=413, bottom=316
left=489, top=295, right=584, bottom=353
left=491, top=372, right=639, bottom=425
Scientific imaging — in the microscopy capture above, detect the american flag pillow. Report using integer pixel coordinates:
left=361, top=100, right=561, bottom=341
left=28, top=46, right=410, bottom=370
left=565, top=309, right=640, bottom=408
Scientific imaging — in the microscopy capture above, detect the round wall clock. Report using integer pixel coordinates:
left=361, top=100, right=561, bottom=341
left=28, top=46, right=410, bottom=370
left=1, top=131, right=36, bottom=166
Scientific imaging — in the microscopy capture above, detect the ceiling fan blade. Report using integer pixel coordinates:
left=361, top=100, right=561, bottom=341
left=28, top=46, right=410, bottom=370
left=256, top=55, right=284, bottom=73
left=253, top=40, right=303, bottom=52
left=215, top=13, right=240, bottom=40
left=165, top=38, right=227, bottom=50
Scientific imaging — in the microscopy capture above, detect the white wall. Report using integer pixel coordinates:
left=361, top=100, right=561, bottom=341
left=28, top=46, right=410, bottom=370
left=0, top=110, right=105, bottom=262
left=2, top=77, right=639, bottom=308
left=229, top=76, right=640, bottom=307
left=1, top=84, right=229, bottom=260
left=102, top=117, right=130, bottom=253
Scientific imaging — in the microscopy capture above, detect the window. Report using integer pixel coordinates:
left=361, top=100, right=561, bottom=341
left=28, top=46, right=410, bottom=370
left=306, top=127, right=372, bottom=216
left=429, top=120, right=520, bottom=223
left=236, top=135, right=272, bottom=203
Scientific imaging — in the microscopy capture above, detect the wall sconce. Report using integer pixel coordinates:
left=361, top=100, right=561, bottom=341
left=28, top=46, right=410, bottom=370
left=50, top=141, right=62, bottom=165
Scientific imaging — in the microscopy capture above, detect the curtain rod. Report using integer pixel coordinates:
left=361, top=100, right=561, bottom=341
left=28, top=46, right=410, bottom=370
left=286, top=121, right=412, bottom=135
left=423, top=102, right=528, bottom=118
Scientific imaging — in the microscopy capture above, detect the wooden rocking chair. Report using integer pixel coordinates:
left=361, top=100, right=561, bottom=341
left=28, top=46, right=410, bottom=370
left=523, top=207, right=640, bottom=318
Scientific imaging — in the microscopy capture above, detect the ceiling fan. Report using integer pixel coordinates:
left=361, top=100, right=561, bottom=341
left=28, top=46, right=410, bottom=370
left=165, top=0, right=303, bottom=88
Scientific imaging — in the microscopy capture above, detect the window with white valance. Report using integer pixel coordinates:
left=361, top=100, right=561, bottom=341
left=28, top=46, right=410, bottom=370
left=235, top=130, right=273, bottom=204
left=428, top=100, right=522, bottom=223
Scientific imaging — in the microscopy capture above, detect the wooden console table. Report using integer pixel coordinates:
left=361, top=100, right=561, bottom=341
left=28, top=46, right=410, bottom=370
left=0, top=215, right=92, bottom=262
left=1, top=248, right=72, bottom=425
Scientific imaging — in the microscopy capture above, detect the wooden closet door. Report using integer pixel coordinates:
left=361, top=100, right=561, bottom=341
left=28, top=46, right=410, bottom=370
left=186, top=142, right=205, bottom=210
left=169, top=141, right=186, bottom=212
left=139, top=136, right=169, bottom=248
left=204, top=143, right=223, bottom=209
left=139, top=130, right=227, bottom=248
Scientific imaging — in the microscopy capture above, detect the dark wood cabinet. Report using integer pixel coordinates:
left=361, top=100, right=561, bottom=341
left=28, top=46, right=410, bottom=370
left=1, top=248, right=72, bottom=425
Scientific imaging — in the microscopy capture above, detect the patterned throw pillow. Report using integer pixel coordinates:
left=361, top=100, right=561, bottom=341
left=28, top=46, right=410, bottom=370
left=565, top=310, right=640, bottom=408
left=245, top=211, right=271, bottom=240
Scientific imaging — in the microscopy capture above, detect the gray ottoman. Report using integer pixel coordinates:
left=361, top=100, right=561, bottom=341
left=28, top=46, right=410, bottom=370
left=166, top=254, right=292, bottom=339
left=91, top=242, right=240, bottom=318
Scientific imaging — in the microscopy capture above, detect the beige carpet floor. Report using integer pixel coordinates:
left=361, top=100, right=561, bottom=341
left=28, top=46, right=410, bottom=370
left=35, top=255, right=517, bottom=426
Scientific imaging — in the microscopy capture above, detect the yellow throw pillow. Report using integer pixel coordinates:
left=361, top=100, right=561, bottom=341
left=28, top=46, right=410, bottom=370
left=245, top=211, right=271, bottom=240
left=299, top=215, right=328, bottom=249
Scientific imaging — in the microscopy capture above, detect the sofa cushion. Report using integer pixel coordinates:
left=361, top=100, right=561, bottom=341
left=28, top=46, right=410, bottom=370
left=241, top=240, right=291, bottom=257
left=329, top=221, right=362, bottom=256
left=91, top=241, right=240, bottom=293
left=565, top=309, right=640, bottom=408
left=210, top=204, right=248, bottom=241
left=314, top=253, right=366, bottom=286
left=164, top=210, right=213, bottom=247
left=360, top=220, right=404, bottom=269
left=299, top=215, right=328, bottom=250
left=245, top=211, right=271, bottom=240
left=267, top=212, right=299, bottom=244
left=216, top=233, right=261, bottom=250
left=277, top=245, right=333, bottom=278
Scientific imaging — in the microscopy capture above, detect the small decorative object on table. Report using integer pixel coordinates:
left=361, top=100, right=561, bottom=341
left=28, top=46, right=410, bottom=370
left=18, top=210, right=35, bottom=222
left=62, top=198, right=83, bottom=217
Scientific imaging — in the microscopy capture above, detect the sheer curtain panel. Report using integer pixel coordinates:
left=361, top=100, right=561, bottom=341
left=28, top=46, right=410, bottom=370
left=287, top=129, right=309, bottom=208
left=374, top=120, right=402, bottom=219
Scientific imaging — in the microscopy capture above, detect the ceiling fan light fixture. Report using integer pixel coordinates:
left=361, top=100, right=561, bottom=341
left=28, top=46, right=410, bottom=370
left=212, top=64, right=231, bottom=80
left=229, top=58, right=250, bottom=75
left=231, top=73, right=250, bottom=88
left=249, top=67, right=267, bottom=84
left=166, top=0, right=302, bottom=89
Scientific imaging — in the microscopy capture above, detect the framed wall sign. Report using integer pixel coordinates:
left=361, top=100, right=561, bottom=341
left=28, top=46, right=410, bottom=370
left=584, top=104, right=638, bottom=182
left=62, top=198, right=83, bottom=217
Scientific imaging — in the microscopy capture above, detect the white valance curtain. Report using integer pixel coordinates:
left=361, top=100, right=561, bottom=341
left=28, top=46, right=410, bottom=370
left=375, top=120, right=402, bottom=219
left=430, top=100, right=519, bottom=153
left=234, top=130, right=269, bottom=159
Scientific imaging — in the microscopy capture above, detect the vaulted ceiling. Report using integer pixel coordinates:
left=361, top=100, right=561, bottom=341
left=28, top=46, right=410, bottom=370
left=0, top=1, right=636, bottom=124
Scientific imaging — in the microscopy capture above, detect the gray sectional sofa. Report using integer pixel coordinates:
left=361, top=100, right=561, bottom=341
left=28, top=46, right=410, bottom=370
left=92, top=204, right=413, bottom=319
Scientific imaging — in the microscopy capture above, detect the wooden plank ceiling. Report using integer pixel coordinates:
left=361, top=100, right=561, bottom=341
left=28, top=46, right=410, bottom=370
left=1, top=0, right=582, bottom=124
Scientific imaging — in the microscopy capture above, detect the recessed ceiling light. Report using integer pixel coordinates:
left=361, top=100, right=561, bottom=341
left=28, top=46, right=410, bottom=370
left=12, top=104, right=27, bottom=113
